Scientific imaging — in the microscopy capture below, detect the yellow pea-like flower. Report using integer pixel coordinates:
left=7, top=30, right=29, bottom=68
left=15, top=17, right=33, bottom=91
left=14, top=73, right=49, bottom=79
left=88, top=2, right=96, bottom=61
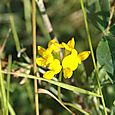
left=62, top=49, right=90, bottom=78
left=36, top=38, right=90, bottom=79
left=62, top=49, right=79, bottom=71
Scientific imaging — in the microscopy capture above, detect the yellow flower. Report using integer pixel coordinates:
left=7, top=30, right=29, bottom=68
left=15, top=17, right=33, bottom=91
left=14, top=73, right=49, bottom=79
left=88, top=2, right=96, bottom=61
left=36, top=38, right=90, bottom=79
left=61, top=37, right=75, bottom=56
left=48, top=39, right=62, bottom=60
left=48, top=39, right=61, bottom=52
left=43, top=59, right=62, bottom=79
left=61, top=37, right=75, bottom=51
left=62, top=49, right=79, bottom=78
left=36, top=40, right=62, bottom=79
left=36, top=46, right=54, bottom=67
left=62, top=49, right=90, bottom=78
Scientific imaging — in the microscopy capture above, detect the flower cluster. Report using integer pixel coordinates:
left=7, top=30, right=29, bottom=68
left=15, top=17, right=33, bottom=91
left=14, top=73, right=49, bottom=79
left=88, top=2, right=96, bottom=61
left=36, top=38, right=90, bottom=79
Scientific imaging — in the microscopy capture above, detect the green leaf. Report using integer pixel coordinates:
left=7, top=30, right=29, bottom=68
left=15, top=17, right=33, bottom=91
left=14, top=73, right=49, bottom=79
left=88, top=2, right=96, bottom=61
left=96, top=35, right=115, bottom=80
left=86, top=0, right=110, bottom=31
left=110, top=24, right=115, bottom=36
left=98, top=0, right=110, bottom=12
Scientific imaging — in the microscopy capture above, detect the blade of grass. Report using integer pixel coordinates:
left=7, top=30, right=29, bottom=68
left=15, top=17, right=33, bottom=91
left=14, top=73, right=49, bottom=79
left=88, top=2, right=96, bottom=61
left=9, top=14, right=21, bottom=52
left=32, top=0, right=39, bottom=115
left=8, top=102, right=16, bottom=115
left=0, top=60, right=6, bottom=115
left=23, top=0, right=32, bottom=34
left=64, top=102, right=90, bottom=115
left=80, top=0, right=107, bottom=114
left=6, top=55, right=12, bottom=115
left=25, top=80, right=34, bottom=110
left=38, top=88, right=74, bottom=114
left=2, top=71, right=101, bottom=97
left=7, top=3, right=31, bottom=63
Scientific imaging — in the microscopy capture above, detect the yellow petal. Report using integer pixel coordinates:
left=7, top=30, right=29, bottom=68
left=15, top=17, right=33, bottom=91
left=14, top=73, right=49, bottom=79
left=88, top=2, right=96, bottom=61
left=43, top=71, right=55, bottom=79
left=61, top=42, right=71, bottom=51
left=78, top=51, right=90, bottom=61
left=63, top=68, right=73, bottom=79
left=49, top=59, right=62, bottom=74
left=46, top=55, right=54, bottom=65
left=62, top=49, right=79, bottom=71
left=48, top=39, right=61, bottom=53
left=36, top=58, right=46, bottom=67
left=67, top=37, right=75, bottom=49
left=38, top=46, right=46, bottom=56
left=48, top=39, right=57, bottom=47
left=43, top=48, right=52, bottom=58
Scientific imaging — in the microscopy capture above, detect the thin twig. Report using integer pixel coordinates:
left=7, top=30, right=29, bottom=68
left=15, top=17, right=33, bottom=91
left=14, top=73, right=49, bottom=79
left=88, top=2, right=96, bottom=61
left=32, top=0, right=39, bottom=115
left=0, top=29, right=11, bottom=54
left=36, top=0, right=63, bottom=58
left=36, top=0, right=57, bottom=40
left=105, top=5, right=115, bottom=34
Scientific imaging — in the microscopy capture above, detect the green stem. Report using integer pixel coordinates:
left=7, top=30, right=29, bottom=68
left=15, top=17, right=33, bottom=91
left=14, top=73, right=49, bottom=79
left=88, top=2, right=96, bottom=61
left=58, top=70, right=62, bottom=101
left=32, top=0, right=39, bottom=115
left=0, top=60, right=6, bottom=115
left=6, top=55, right=12, bottom=115
left=80, top=0, right=107, bottom=115
left=9, top=15, right=21, bottom=52
left=64, top=102, right=90, bottom=115
left=6, top=2, right=21, bottom=52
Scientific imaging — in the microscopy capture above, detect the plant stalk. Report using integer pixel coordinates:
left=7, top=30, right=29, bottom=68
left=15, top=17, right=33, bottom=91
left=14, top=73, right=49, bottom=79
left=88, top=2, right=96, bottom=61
left=6, top=55, right=12, bottom=115
left=32, top=0, right=39, bottom=115
left=80, top=0, right=107, bottom=115
left=58, top=70, right=62, bottom=101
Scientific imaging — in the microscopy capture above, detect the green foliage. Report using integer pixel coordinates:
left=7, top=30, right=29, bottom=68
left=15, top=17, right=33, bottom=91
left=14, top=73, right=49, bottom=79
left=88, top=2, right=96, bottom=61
left=96, top=35, right=115, bottom=80
left=86, top=0, right=110, bottom=31
left=0, top=0, right=115, bottom=114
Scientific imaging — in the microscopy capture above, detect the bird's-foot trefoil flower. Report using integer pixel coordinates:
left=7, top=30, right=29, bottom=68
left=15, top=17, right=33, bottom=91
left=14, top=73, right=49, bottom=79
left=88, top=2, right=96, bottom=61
left=36, top=38, right=90, bottom=79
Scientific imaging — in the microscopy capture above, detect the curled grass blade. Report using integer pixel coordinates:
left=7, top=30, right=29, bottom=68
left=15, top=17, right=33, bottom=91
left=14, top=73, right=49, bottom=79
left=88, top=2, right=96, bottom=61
left=38, top=88, right=74, bottom=114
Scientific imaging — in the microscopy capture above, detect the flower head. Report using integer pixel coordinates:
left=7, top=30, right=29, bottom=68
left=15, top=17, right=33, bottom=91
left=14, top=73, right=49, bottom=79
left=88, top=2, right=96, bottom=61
left=36, top=38, right=90, bottom=79
left=61, top=37, right=75, bottom=56
left=36, top=46, right=54, bottom=67
left=62, top=49, right=90, bottom=78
